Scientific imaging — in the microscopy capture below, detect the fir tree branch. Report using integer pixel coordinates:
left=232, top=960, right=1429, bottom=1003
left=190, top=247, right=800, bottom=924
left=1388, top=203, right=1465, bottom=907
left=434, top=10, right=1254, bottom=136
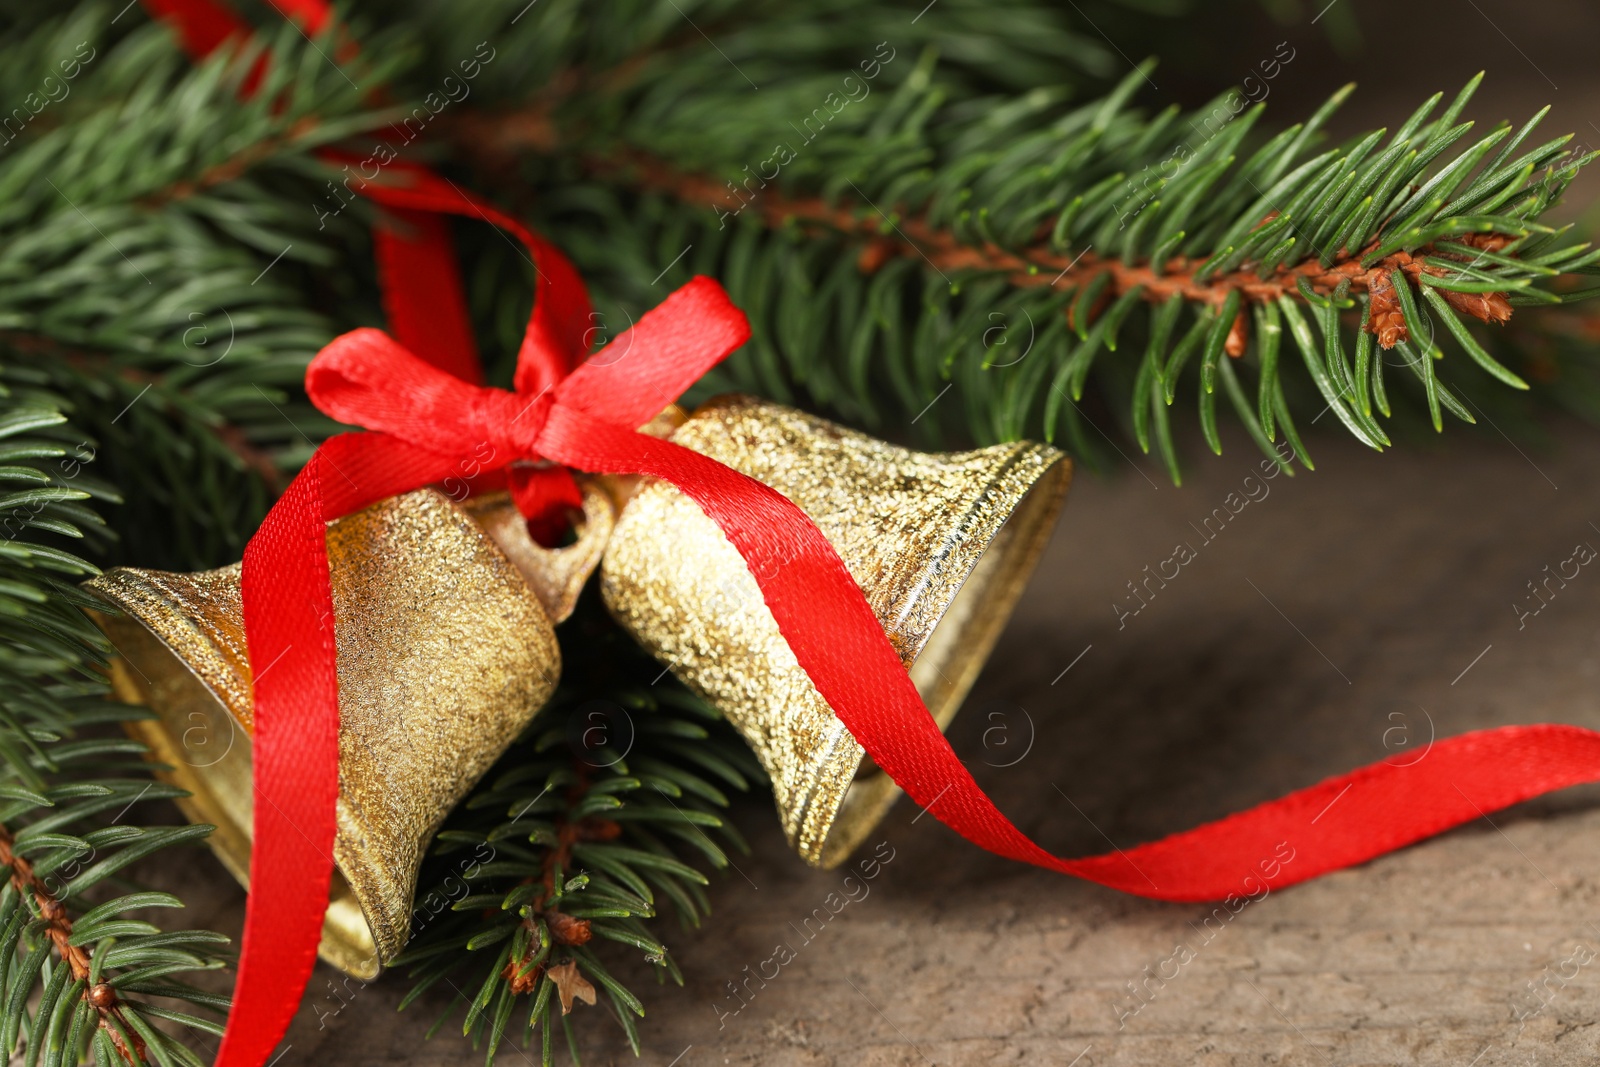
left=0, top=16, right=415, bottom=564
left=497, top=139, right=1528, bottom=331
left=0, top=824, right=146, bottom=1065
left=0, top=371, right=231, bottom=1067
left=446, top=62, right=1599, bottom=476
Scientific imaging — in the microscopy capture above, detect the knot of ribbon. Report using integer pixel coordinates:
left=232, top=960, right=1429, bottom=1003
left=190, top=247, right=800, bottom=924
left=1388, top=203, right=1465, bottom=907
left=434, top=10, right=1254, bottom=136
left=308, top=325, right=552, bottom=467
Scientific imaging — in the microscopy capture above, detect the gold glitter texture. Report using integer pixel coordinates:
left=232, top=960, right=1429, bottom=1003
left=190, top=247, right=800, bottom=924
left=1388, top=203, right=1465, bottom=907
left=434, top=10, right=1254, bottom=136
left=601, top=395, right=1071, bottom=868
left=82, top=488, right=609, bottom=979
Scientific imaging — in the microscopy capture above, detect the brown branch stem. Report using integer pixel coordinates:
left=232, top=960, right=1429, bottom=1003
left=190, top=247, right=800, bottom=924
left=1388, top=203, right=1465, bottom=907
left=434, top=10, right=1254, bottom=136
left=500, top=767, right=617, bottom=997
left=591, top=148, right=1516, bottom=346
left=0, top=824, right=145, bottom=1065
left=446, top=112, right=1517, bottom=348
left=138, top=116, right=322, bottom=208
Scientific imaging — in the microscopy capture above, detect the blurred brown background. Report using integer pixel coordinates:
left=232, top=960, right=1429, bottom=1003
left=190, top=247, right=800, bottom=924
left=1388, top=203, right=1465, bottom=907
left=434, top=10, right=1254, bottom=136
left=150, top=2, right=1600, bottom=1064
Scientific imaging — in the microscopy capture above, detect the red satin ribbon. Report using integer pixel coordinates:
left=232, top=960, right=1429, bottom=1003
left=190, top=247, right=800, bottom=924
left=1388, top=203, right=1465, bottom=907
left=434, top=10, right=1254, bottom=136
left=137, top=5, right=1600, bottom=1067
left=237, top=209, right=762, bottom=1067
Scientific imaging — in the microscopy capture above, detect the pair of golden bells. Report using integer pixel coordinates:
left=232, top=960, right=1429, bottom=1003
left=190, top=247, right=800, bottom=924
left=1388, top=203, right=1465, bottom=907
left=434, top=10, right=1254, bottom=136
left=85, top=395, right=1070, bottom=978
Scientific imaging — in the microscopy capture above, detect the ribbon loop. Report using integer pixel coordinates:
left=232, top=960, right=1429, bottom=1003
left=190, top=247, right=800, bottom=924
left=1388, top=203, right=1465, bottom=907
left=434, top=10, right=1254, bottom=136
left=303, top=275, right=752, bottom=532
left=306, top=326, right=560, bottom=482
left=304, top=327, right=481, bottom=450
left=554, top=276, right=752, bottom=431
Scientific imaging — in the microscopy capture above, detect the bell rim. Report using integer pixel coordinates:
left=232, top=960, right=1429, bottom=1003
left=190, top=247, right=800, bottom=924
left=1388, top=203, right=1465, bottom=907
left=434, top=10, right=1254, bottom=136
left=84, top=589, right=388, bottom=980
left=810, top=439, right=1073, bottom=868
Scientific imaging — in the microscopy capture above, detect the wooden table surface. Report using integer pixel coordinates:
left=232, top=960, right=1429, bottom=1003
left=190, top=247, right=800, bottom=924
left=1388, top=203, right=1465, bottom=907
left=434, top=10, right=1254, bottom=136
left=148, top=414, right=1600, bottom=1066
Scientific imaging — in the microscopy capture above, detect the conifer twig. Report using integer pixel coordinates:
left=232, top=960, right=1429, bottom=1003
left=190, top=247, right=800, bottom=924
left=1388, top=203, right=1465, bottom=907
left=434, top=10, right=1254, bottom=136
left=532, top=144, right=1521, bottom=345
left=0, top=826, right=147, bottom=1066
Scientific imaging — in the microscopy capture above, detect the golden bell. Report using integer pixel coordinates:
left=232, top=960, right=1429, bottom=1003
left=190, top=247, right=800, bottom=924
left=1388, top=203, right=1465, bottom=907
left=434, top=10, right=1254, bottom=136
left=82, top=484, right=613, bottom=979
left=600, top=395, right=1071, bottom=869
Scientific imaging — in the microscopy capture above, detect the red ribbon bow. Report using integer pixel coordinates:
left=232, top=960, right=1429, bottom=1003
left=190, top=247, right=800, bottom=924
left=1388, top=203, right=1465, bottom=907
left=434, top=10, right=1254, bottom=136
left=137, top=6, right=1600, bottom=1067
left=303, top=263, right=746, bottom=536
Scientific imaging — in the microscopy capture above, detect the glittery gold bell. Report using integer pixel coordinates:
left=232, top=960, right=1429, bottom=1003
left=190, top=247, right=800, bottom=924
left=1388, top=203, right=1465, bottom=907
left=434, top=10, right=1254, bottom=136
left=82, top=484, right=613, bottom=979
left=601, top=395, right=1071, bottom=869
